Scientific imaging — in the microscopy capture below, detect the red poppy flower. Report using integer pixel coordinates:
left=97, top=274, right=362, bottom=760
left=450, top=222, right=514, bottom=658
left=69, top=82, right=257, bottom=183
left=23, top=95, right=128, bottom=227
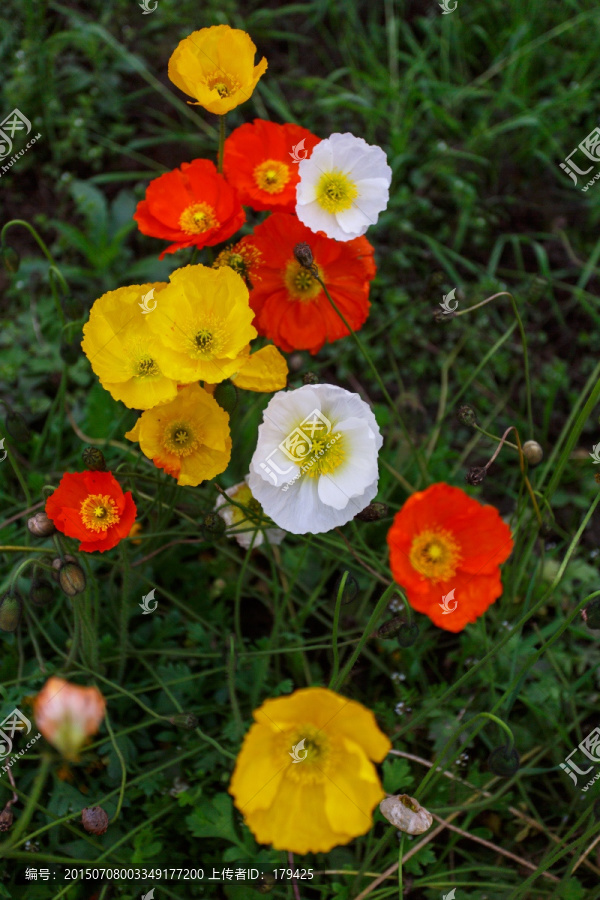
left=238, top=212, right=376, bottom=354
left=386, top=483, right=514, bottom=633
left=133, top=159, right=245, bottom=259
left=45, top=471, right=137, bottom=553
left=223, top=119, right=321, bottom=214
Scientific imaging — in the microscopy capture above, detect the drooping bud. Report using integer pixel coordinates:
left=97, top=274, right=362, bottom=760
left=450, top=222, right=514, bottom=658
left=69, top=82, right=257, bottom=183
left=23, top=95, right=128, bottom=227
left=397, top=622, right=419, bottom=648
left=1, top=245, right=20, bottom=273
left=293, top=242, right=314, bottom=269
left=27, top=511, right=56, bottom=537
left=0, top=808, right=14, bottom=832
left=82, top=447, right=106, bottom=471
left=81, top=807, right=109, bottom=835
left=457, top=405, right=478, bottom=428
left=201, top=512, right=226, bottom=541
left=29, top=579, right=55, bottom=607
left=59, top=563, right=87, bottom=597
left=333, top=570, right=359, bottom=605
left=5, top=410, right=31, bottom=442
left=375, top=616, right=405, bottom=639
left=522, top=440, right=543, bottom=466
left=0, top=592, right=22, bottom=632
left=302, top=372, right=319, bottom=385
left=379, top=794, right=433, bottom=834
left=355, top=501, right=389, bottom=522
left=255, top=872, right=277, bottom=894
left=213, top=381, right=238, bottom=413
left=582, top=598, right=600, bottom=630
left=168, top=713, right=199, bottom=730
left=51, top=555, right=77, bottom=583
left=488, top=744, right=520, bottom=777
left=433, top=307, right=456, bottom=322
left=465, top=466, right=487, bottom=485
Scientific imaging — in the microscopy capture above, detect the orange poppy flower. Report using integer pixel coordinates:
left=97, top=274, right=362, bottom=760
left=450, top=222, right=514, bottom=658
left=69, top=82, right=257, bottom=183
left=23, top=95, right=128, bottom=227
left=133, top=159, right=245, bottom=259
left=45, top=471, right=137, bottom=553
left=386, top=483, right=514, bottom=632
left=223, top=119, right=321, bottom=214
left=239, top=212, right=376, bottom=354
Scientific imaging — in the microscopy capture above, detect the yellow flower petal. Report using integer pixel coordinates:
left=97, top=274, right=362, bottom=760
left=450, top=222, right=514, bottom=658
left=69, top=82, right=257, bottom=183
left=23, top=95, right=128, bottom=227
left=231, top=345, right=288, bottom=392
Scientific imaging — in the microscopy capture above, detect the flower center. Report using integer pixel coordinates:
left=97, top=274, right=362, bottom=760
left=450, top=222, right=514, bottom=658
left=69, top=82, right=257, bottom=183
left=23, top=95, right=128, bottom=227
left=163, top=421, right=200, bottom=457
left=179, top=202, right=219, bottom=235
left=213, top=242, right=263, bottom=290
left=285, top=725, right=332, bottom=784
left=80, top=494, right=120, bottom=533
left=299, top=433, right=344, bottom=478
left=136, top=357, right=160, bottom=378
left=206, top=73, right=239, bottom=98
left=253, top=159, right=291, bottom=194
left=284, top=260, right=323, bottom=302
left=409, top=528, right=462, bottom=582
left=185, top=315, right=224, bottom=360
left=315, top=170, right=359, bottom=213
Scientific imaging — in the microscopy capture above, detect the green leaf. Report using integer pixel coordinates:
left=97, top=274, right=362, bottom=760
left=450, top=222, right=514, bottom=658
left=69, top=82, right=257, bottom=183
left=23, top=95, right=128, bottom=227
left=186, top=794, right=243, bottom=847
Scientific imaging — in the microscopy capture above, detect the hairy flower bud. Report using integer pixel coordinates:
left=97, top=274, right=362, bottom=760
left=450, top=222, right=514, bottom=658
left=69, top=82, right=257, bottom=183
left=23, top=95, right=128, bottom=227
left=457, top=405, right=478, bottom=427
left=201, top=512, right=226, bottom=541
left=0, top=592, right=22, bottom=632
left=355, top=501, right=389, bottom=522
left=375, top=616, right=405, bottom=639
left=522, top=439, right=543, bottom=466
left=168, top=713, right=199, bottom=730
left=27, top=511, right=56, bottom=538
left=255, top=872, right=277, bottom=894
left=59, top=563, right=87, bottom=597
left=465, top=466, right=487, bottom=486
left=293, top=242, right=314, bottom=269
left=433, top=307, right=456, bottom=322
left=302, top=372, right=319, bottom=385
left=0, top=808, right=14, bottom=832
left=488, top=744, right=519, bottom=777
left=82, top=447, right=106, bottom=471
left=81, top=807, right=109, bottom=835
left=1, top=245, right=20, bottom=273
left=582, top=598, right=600, bottom=630
left=29, top=578, right=55, bottom=607
left=214, top=381, right=238, bottom=413
left=397, top=622, right=419, bottom=648
left=51, top=555, right=77, bottom=583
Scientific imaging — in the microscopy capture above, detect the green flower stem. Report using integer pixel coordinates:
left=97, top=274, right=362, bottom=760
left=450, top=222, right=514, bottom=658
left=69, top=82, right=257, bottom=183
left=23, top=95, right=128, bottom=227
left=0, top=546, right=55, bottom=554
left=1, top=219, right=55, bottom=264
left=227, top=634, right=244, bottom=738
left=316, top=275, right=430, bottom=485
left=398, top=832, right=405, bottom=898
left=328, top=571, right=349, bottom=689
left=234, top=528, right=257, bottom=646
left=217, top=114, right=226, bottom=173
left=331, top=581, right=397, bottom=691
left=118, top=543, right=131, bottom=682
left=103, top=707, right=126, bottom=821
left=75, top=589, right=98, bottom=671
left=5, top=443, right=32, bottom=507
left=0, top=755, right=52, bottom=852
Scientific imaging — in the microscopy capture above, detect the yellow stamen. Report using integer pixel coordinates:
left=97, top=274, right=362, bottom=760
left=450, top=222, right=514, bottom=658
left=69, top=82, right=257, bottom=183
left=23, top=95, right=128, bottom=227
left=315, top=170, right=358, bottom=213
left=80, top=494, right=120, bottom=532
left=299, top=433, right=344, bottom=477
left=409, top=529, right=462, bottom=582
left=162, top=421, right=200, bottom=457
left=253, top=159, right=291, bottom=194
left=284, top=260, right=323, bottom=302
left=206, top=73, right=239, bottom=98
left=136, top=357, right=160, bottom=378
left=179, top=202, right=219, bottom=235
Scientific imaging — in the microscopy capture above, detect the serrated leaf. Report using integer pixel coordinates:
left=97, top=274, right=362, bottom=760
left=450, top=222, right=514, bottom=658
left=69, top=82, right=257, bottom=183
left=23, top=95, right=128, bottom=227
left=186, top=794, right=243, bottom=847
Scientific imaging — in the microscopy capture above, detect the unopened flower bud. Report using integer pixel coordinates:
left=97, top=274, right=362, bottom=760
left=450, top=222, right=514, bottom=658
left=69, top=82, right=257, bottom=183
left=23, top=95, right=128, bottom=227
left=488, top=744, right=519, bottom=777
left=582, top=598, right=600, bottom=630
left=201, top=512, right=226, bottom=541
left=5, top=410, right=30, bottom=442
left=465, top=466, right=487, bottom=485
left=255, top=872, right=277, bottom=893
left=59, top=563, right=87, bottom=597
left=457, top=405, right=478, bottom=427
left=0, top=592, right=22, bottom=632
left=522, top=439, right=543, bottom=466
left=81, top=807, right=109, bottom=835
left=82, top=447, right=106, bottom=471
left=397, top=622, right=419, bottom=648
left=293, top=242, right=314, bottom=269
left=0, top=808, right=14, bottom=832
left=375, top=616, right=405, bottom=639
left=29, top=579, right=55, bottom=607
left=302, top=372, right=319, bottom=385
left=1, top=245, right=20, bottom=273
left=433, top=307, right=456, bottom=322
left=168, top=713, right=199, bottom=730
left=214, top=381, right=238, bottom=413
left=51, top=555, right=77, bottom=583
left=27, top=511, right=55, bottom=537
left=333, top=570, right=359, bottom=605
left=355, top=501, right=389, bottom=522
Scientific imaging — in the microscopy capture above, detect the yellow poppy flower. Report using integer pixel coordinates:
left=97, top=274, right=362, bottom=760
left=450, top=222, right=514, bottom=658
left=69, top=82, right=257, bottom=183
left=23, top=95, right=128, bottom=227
left=125, top=383, right=231, bottom=486
left=81, top=283, right=178, bottom=410
left=145, top=264, right=257, bottom=384
left=229, top=687, right=391, bottom=854
left=231, top=345, right=288, bottom=392
left=168, top=25, right=268, bottom=115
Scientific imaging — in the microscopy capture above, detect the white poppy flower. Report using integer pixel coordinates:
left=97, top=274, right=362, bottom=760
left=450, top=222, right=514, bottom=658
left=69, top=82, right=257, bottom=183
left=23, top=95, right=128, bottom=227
left=248, top=384, right=383, bottom=534
left=215, top=476, right=285, bottom=550
left=295, top=132, right=392, bottom=242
